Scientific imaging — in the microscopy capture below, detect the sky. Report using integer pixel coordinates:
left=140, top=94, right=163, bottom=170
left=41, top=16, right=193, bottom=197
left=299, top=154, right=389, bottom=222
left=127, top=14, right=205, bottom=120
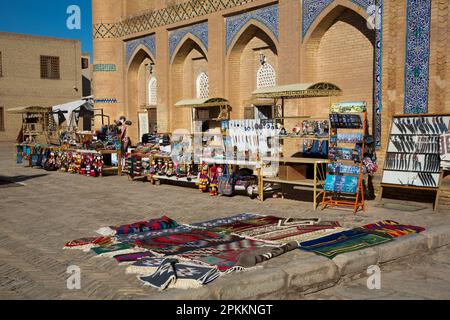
left=0, top=0, right=93, bottom=58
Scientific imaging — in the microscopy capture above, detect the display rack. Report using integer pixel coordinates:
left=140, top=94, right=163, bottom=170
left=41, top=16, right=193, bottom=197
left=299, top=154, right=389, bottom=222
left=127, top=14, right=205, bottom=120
left=378, top=113, right=450, bottom=210
left=251, top=82, right=342, bottom=210
left=321, top=104, right=367, bottom=213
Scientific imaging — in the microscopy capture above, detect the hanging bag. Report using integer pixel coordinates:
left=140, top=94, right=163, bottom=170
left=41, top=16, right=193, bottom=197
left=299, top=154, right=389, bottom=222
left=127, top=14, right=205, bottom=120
left=218, top=165, right=235, bottom=196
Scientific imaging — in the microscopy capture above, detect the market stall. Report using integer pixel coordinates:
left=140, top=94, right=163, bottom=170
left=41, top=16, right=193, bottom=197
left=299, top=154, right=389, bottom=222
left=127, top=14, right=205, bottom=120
left=251, top=82, right=342, bottom=209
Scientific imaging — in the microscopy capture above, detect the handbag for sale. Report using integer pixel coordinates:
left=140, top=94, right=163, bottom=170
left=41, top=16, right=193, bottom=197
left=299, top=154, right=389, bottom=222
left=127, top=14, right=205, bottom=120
left=218, top=165, right=235, bottom=196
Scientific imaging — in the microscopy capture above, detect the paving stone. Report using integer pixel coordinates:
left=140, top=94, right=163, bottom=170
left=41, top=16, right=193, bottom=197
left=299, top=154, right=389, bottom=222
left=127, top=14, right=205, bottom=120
left=332, top=248, right=379, bottom=276
left=209, top=268, right=288, bottom=300
left=422, top=225, right=450, bottom=249
left=280, top=254, right=339, bottom=293
left=372, top=234, right=429, bottom=263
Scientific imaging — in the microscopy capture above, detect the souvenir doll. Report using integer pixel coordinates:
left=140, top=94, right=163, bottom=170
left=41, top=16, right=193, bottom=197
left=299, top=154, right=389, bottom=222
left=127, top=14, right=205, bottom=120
left=85, top=154, right=94, bottom=176
left=79, top=154, right=87, bottom=175
left=217, top=165, right=224, bottom=178
left=58, top=152, right=66, bottom=172
left=209, top=163, right=218, bottom=196
left=92, top=155, right=103, bottom=177
left=166, top=160, right=174, bottom=177
left=44, top=152, right=57, bottom=171
left=67, top=153, right=74, bottom=173
left=175, top=162, right=186, bottom=178
left=149, top=159, right=157, bottom=175
left=156, top=159, right=164, bottom=175
left=198, top=162, right=209, bottom=192
left=142, top=158, right=150, bottom=175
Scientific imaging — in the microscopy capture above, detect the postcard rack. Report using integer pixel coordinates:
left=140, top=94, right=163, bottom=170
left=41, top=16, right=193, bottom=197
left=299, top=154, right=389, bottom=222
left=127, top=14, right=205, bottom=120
left=321, top=103, right=367, bottom=213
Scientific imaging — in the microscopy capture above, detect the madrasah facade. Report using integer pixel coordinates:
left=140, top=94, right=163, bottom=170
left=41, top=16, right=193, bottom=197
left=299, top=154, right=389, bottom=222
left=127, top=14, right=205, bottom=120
left=92, top=0, right=450, bottom=162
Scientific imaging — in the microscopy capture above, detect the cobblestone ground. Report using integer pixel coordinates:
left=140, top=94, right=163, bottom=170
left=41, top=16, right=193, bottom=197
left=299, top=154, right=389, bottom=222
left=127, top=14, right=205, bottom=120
left=1, top=142, right=450, bottom=299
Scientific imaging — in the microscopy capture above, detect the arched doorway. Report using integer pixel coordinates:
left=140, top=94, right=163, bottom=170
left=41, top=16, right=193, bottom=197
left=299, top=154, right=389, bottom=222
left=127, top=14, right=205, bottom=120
left=126, top=47, right=156, bottom=143
left=303, top=5, right=375, bottom=128
left=227, top=22, right=278, bottom=119
left=170, top=36, right=208, bottom=132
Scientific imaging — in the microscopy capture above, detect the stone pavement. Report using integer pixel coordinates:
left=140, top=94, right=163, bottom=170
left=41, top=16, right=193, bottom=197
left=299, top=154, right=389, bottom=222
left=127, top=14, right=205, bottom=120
left=1, top=142, right=450, bottom=300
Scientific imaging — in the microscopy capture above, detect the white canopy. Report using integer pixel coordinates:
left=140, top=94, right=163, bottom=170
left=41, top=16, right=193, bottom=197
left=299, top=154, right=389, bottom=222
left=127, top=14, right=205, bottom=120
left=52, top=98, right=93, bottom=128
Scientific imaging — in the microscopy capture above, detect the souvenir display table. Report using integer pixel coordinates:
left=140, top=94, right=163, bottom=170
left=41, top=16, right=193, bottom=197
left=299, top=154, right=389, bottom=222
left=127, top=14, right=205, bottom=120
left=251, top=82, right=342, bottom=209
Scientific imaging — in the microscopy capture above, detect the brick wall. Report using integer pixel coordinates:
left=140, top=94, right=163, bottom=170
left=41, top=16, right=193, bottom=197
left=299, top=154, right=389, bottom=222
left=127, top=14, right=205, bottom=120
left=0, top=33, right=82, bottom=141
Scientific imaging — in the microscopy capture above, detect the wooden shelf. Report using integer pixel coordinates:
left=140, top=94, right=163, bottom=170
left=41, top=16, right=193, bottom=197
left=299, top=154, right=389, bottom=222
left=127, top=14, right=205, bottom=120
left=262, top=157, right=329, bottom=164
left=278, top=135, right=329, bottom=141
left=200, top=157, right=258, bottom=166
left=153, top=175, right=198, bottom=184
left=262, top=177, right=321, bottom=187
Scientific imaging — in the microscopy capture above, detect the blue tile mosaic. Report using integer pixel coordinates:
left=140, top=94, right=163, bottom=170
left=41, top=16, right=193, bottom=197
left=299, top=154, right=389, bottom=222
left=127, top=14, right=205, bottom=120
left=169, top=22, right=208, bottom=61
left=93, top=64, right=117, bottom=72
left=404, top=0, right=431, bottom=114
left=225, top=4, right=278, bottom=52
left=94, top=98, right=118, bottom=104
left=125, top=34, right=156, bottom=65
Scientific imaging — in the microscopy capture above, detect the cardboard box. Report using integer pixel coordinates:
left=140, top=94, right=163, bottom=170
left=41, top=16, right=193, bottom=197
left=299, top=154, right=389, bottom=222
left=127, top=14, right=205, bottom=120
left=279, top=164, right=307, bottom=181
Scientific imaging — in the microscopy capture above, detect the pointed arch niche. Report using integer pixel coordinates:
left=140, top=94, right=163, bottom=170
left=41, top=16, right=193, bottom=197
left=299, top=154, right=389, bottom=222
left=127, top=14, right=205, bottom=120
left=170, top=36, right=208, bottom=132
left=227, top=22, right=278, bottom=119
left=126, top=46, right=156, bottom=143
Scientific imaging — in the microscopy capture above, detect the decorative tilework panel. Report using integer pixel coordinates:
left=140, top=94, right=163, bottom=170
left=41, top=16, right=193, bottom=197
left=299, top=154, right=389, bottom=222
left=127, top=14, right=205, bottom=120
left=93, top=64, right=117, bottom=72
left=404, top=0, right=431, bottom=114
left=125, top=34, right=156, bottom=65
left=225, top=4, right=279, bottom=51
left=94, top=98, right=118, bottom=104
left=169, top=22, right=208, bottom=61
left=93, top=0, right=258, bottom=39
left=302, top=0, right=333, bottom=39
left=302, top=0, right=376, bottom=39
left=373, top=1, right=383, bottom=148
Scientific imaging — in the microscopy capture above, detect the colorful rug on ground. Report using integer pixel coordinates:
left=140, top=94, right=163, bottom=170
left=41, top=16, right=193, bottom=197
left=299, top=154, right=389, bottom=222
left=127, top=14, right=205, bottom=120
left=298, top=229, right=393, bottom=259
left=236, top=220, right=344, bottom=243
left=137, top=258, right=220, bottom=290
left=64, top=214, right=426, bottom=290
left=357, top=220, right=426, bottom=238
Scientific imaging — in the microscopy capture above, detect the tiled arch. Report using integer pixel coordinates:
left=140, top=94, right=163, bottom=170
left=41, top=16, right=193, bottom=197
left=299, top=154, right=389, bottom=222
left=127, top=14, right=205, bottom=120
left=302, top=0, right=384, bottom=148
left=125, top=34, right=156, bottom=66
left=225, top=4, right=279, bottom=52
left=169, top=22, right=208, bottom=62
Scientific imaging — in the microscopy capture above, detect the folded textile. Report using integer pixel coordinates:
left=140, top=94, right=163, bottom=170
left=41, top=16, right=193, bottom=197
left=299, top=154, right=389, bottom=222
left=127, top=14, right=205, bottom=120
left=139, top=258, right=178, bottom=290
left=113, top=252, right=154, bottom=263
left=126, top=257, right=167, bottom=275
left=172, top=262, right=220, bottom=289
left=135, top=233, right=243, bottom=255
left=211, top=216, right=283, bottom=234
left=91, top=242, right=142, bottom=257
left=133, top=229, right=227, bottom=254
left=190, top=213, right=262, bottom=228
left=235, top=241, right=299, bottom=268
left=178, top=239, right=276, bottom=272
left=64, top=236, right=112, bottom=251
left=138, top=258, right=220, bottom=290
left=115, top=225, right=195, bottom=244
left=357, top=220, right=425, bottom=238
left=113, top=216, right=179, bottom=235
left=278, top=218, right=321, bottom=227
left=238, top=221, right=342, bottom=243
left=298, top=229, right=393, bottom=259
